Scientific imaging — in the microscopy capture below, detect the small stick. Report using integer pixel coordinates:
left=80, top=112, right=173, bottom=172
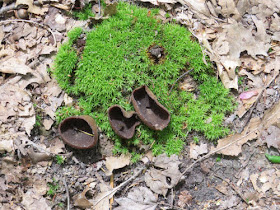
left=213, top=174, right=248, bottom=205
left=238, top=71, right=279, bottom=133
left=73, top=127, right=95, bottom=137
left=0, top=19, right=57, bottom=46
left=63, top=177, right=70, bottom=210
left=109, top=174, right=114, bottom=210
left=169, top=69, right=194, bottom=94
left=93, top=167, right=144, bottom=206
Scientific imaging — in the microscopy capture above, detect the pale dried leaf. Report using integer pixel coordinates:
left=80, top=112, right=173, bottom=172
left=49, top=137, right=65, bottom=154
left=0, top=140, right=14, bottom=153
left=189, top=143, right=208, bottom=159
left=105, top=154, right=131, bottom=176
left=212, top=117, right=260, bottom=156
left=22, top=189, right=51, bottom=210
left=239, top=90, right=259, bottom=100
left=42, top=118, right=54, bottom=130
left=0, top=57, right=32, bottom=75
left=16, top=0, right=48, bottom=15
left=0, top=26, right=3, bottom=43
left=261, top=126, right=280, bottom=150
left=140, top=0, right=176, bottom=6
left=145, top=154, right=181, bottom=196
left=115, top=187, right=157, bottom=210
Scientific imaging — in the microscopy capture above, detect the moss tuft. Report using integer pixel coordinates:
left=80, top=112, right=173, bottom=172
left=54, top=2, right=234, bottom=156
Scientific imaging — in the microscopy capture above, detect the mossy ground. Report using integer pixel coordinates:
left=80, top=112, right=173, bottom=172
left=54, top=2, right=234, bottom=160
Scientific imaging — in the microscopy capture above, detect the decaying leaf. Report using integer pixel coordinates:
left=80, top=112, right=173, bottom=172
left=0, top=140, right=14, bottom=153
left=140, top=0, right=177, bottom=6
left=178, top=190, right=192, bottom=208
left=212, top=117, right=260, bottom=156
left=74, top=186, right=93, bottom=209
left=145, top=154, right=182, bottom=196
left=22, top=189, right=51, bottom=210
left=189, top=143, right=208, bottom=159
left=105, top=154, right=131, bottom=176
left=239, top=90, right=259, bottom=100
left=0, top=57, right=33, bottom=75
left=250, top=169, right=280, bottom=196
left=49, top=137, right=65, bottom=154
left=114, top=187, right=157, bottom=210
left=16, top=0, right=48, bottom=15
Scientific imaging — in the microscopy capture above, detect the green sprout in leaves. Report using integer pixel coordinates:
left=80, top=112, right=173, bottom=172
left=47, top=178, right=59, bottom=196
left=56, top=155, right=65, bottom=165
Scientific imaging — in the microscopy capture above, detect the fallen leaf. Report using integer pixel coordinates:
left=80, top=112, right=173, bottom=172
left=221, top=195, right=239, bottom=209
left=0, top=57, right=33, bottom=75
left=0, top=140, right=14, bottom=153
left=114, top=187, right=157, bottom=210
left=16, top=0, right=48, bottom=15
left=49, top=137, right=65, bottom=154
left=145, top=154, right=182, bottom=196
left=42, top=118, right=54, bottom=130
left=212, top=117, right=260, bottom=156
left=74, top=186, right=93, bottom=209
left=239, top=90, right=259, bottom=100
left=189, top=143, right=208, bottom=159
left=140, top=0, right=177, bottom=6
left=22, top=189, right=51, bottom=210
left=178, top=190, right=192, bottom=208
left=105, top=154, right=131, bottom=176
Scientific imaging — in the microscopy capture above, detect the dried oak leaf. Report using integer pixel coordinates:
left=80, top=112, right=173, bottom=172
left=178, top=190, right=192, bottom=208
left=211, top=117, right=260, bottom=156
left=105, top=154, right=131, bottom=176
left=115, top=187, right=157, bottom=210
left=145, top=154, right=181, bottom=196
left=189, top=143, right=208, bottom=159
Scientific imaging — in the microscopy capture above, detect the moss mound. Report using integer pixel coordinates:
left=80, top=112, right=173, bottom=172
left=54, top=2, right=234, bottom=159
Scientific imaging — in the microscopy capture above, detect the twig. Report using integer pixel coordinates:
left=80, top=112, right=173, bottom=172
left=169, top=69, right=194, bottom=94
left=213, top=174, right=248, bottom=205
left=93, top=167, right=144, bottom=207
left=98, top=0, right=101, bottom=16
left=63, top=177, right=70, bottom=210
left=238, top=71, right=279, bottom=133
left=0, top=19, right=57, bottom=46
left=73, top=127, right=95, bottom=137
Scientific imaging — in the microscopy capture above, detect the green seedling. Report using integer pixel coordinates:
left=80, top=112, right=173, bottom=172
left=47, top=178, right=59, bottom=196
left=54, top=2, right=234, bottom=157
left=56, top=155, right=65, bottom=165
left=265, top=153, right=280, bottom=163
left=193, top=136, right=199, bottom=144
left=216, top=155, right=222, bottom=162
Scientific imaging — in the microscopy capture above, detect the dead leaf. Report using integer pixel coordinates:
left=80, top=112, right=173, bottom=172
left=239, top=90, right=259, bottom=100
left=114, top=187, right=157, bottom=210
left=140, top=0, right=176, bottom=6
left=145, top=154, right=182, bottom=196
left=189, top=143, right=208, bottom=159
left=22, top=189, right=51, bottom=210
left=0, top=26, right=4, bottom=43
left=42, top=118, right=54, bottom=130
left=16, top=0, right=48, bottom=15
left=178, top=190, right=192, bottom=208
left=0, top=57, right=33, bottom=75
left=212, top=117, right=260, bottom=156
left=74, top=186, right=93, bottom=209
left=0, top=140, right=14, bottom=153
left=27, top=148, right=52, bottom=163
left=104, top=2, right=118, bottom=16
left=49, top=137, right=65, bottom=154
left=221, top=195, right=239, bottom=209
left=105, top=154, right=131, bottom=176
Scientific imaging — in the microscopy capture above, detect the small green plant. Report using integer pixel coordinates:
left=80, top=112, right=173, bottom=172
left=55, top=155, right=65, bottom=165
left=72, top=4, right=95, bottom=20
left=238, top=76, right=244, bottom=86
left=58, top=203, right=64, bottom=208
left=54, top=2, right=234, bottom=157
left=193, top=136, right=199, bottom=144
left=165, top=13, right=171, bottom=18
left=216, top=155, right=222, bottom=162
left=47, top=178, right=59, bottom=196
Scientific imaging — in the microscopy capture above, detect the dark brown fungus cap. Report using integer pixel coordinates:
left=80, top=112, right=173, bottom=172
left=131, top=85, right=170, bottom=130
left=108, top=105, right=141, bottom=139
left=58, top=115, right=98, bottom=149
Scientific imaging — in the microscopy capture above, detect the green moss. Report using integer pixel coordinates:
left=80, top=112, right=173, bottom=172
left=54, top=2, right=234, bottom=157
left=72, top=4, right=95, bottom=20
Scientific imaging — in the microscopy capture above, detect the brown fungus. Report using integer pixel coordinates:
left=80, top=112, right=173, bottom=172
left=58, top=115, right=98, bottom=149
left=131, top=85, right=170, bottom=131
left=108, top=105, right=141, bottom=139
